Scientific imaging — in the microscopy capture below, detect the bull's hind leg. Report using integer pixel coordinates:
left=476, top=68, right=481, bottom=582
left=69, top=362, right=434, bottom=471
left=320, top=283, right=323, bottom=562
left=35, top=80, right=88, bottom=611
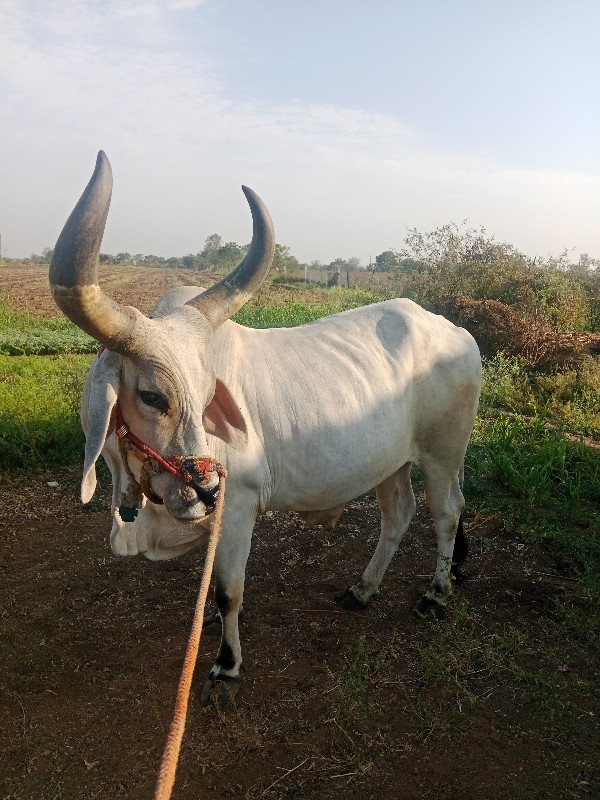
left=415, top=464, right=466, bottom=615
left=337, top=463, right=416, bottom=610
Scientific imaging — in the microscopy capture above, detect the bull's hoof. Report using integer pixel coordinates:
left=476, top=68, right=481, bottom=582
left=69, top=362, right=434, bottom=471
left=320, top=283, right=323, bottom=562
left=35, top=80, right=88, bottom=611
left=199, top=674, right=242, bottom=709
left=413, top=594, right=447, bottom=618
left=335, top=586, right=368, bottom=611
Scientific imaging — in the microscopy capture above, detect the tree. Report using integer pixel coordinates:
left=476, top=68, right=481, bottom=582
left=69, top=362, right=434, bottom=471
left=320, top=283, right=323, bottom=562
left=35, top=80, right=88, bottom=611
left=182, top=254, right=198, bottom=269
left=143, top=254, right=165, bottom=266
left=273, top=243, right=300, bottom=276
left=214, top=242, right=243, bottom=272
left=203, top=234, right=222, bottom=253
left=374, top=250, right=400, bottom=272
left=31, top=247, right=53, bottom=264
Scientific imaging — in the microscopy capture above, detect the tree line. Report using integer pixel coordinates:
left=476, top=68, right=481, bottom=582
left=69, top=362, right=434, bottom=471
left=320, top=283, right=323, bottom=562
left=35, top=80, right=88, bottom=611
left=29, top=222, right=599, bottom=332
left=30, top=236, right=367, bottom=275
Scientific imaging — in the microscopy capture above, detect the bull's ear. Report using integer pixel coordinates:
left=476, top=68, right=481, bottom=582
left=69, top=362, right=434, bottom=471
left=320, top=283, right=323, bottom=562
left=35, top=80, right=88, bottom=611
left=80, top=351, right=121, bottom=503
left=203, top=378, right=248, bottom=452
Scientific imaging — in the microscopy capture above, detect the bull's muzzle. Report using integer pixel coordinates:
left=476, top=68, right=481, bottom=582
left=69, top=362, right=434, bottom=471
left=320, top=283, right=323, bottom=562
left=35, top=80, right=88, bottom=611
left=158, top=470, right=221, bottom=523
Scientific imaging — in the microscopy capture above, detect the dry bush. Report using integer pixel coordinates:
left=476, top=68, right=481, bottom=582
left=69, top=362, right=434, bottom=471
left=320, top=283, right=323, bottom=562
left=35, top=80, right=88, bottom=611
left=430, top=296, right=599, bottom=370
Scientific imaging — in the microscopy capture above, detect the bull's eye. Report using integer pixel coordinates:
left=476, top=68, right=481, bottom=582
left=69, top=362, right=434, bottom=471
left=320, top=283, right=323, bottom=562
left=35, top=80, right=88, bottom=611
left=139, top=390, right=169, bottom=412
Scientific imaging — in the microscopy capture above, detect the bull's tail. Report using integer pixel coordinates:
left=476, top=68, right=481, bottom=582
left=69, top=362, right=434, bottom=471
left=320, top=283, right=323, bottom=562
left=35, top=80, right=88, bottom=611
left=451, top=463, right=468, bottom=583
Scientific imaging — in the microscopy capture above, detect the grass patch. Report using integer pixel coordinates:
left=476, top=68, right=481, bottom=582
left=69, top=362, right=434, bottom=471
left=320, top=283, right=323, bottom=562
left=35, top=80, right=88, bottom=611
left=419, top=598, right=484, bottom=704
left=470, top=413, right=599, bottom=510
left=0, top=354, right=91, bottom=468
left=534, top=356, right=600, bottom=438
left=233, top=289, right=383, bottom=329
left=0, top=299, right=97, bottom=355
left=479, top=352, right=534, bottom=413
left=467, top=413, right=600, bottom=596
left=334, top=635, right=373, bottom=717
left=417, top=601, right=586, bottom=733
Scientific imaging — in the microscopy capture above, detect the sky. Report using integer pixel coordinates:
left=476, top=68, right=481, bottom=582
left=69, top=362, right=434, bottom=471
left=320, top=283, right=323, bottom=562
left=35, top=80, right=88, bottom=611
left=1, top=0, right=599, bottom=266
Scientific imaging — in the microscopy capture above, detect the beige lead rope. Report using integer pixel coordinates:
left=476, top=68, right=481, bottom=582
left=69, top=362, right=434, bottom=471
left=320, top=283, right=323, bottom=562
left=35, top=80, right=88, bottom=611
left=154, top=474, right=227, bottom=800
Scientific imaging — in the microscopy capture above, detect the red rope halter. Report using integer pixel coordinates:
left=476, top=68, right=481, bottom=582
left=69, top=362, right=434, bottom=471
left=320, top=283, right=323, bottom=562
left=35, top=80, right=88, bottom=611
left=114, top=403, right=225, bottom=511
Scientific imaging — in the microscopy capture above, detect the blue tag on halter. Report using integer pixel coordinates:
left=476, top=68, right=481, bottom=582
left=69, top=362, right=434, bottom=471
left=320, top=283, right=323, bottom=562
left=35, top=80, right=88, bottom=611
left=119, top=505, right=138, bottom=523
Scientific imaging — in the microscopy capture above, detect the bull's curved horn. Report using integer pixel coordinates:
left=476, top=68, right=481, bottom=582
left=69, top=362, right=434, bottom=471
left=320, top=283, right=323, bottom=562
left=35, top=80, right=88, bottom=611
left=49, top=151, right=139, bottom=352
left=185, top=186, right=275, bottom=329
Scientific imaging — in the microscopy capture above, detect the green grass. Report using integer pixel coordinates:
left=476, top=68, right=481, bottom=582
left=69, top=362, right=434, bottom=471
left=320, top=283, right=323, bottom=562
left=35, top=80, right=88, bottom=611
left=0, top=300, right=97, bottom=355
left=469, top=411, right=599, bottom=568
left=334, top=635, right=373, bottom=717
left=233, top=289, right=384, bottom=329
left=469, top=413, right=599, bottom=509
left=0, top=354, right=91, bottom=468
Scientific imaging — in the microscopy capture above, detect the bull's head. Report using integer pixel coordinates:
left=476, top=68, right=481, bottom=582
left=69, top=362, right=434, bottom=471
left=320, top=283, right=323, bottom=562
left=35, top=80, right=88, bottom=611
left=50, top=152, right=274, bottom=546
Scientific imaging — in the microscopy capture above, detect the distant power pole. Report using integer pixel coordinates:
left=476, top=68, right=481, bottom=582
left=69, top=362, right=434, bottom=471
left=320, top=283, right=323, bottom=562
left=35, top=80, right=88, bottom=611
left=0, top=233, right=2, bottom=266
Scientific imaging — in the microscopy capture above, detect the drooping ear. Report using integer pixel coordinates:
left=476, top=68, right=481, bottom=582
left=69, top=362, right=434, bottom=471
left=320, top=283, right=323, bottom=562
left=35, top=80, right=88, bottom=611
left=80, top=350, right=122, bottom=503
left=203, top=378, right=248, bottom=452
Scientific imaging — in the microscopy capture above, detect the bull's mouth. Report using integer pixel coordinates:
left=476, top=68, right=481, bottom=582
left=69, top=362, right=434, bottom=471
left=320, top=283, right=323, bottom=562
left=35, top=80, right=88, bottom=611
left=160, top=475, right=219, bottom=523
left=172, top=505, right=212, bottom=524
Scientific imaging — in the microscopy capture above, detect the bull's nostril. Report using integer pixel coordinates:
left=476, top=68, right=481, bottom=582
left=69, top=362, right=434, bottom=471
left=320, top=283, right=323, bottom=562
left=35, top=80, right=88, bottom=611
left=179, top=484, right=199, bottom=503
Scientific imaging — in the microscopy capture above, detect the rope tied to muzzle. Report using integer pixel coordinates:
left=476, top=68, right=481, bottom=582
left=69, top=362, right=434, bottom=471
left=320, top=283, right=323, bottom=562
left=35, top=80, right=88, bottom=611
left=111, top=402, right=229, bottom=798
left=154, top=473, right=227, bottom=800
left=114, top=402, right=226, bottom=521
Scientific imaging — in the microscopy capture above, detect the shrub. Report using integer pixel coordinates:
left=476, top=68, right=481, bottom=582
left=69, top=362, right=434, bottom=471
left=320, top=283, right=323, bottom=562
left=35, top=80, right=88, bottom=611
left=431, top=296, right=588, bottom=370
left=534, top=357, right=600, bottom=438
left=480, top=353, right=533, bottom=413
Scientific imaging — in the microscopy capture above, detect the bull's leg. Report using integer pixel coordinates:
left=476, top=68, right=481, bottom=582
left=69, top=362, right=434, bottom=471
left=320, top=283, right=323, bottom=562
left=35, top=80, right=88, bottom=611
left=199, top=509, right=255, bottom=708
left=337, top=463, right=416, bottom=610
left=415, top=466, right=465, bottom=615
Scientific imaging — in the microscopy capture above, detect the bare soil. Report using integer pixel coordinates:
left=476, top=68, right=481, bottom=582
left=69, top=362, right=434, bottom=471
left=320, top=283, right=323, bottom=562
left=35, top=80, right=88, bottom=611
left=1, top=467, right=598, bottom=800
left=0, top=265, right=330, bottom=319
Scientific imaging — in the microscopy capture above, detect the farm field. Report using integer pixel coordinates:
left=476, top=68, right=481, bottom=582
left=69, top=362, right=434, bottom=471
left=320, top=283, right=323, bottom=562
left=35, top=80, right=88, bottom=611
left=0, top=264, right=599, bottom=800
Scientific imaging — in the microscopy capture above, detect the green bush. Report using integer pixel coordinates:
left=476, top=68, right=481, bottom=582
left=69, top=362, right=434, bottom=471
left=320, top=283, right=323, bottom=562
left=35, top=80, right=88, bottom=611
left=534, top=357, right=600, bottom=438
left=480, top=353, right=533, bottom=413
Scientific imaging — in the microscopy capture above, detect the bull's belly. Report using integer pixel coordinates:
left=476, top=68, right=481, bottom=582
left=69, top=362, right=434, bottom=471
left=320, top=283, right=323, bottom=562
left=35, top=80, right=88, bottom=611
left=265, top=444, right=411, bottom=512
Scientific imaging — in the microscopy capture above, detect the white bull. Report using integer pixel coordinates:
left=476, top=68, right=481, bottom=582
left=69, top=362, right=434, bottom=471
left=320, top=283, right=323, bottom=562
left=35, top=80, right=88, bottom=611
left=50, top=152, right=481, bottom=705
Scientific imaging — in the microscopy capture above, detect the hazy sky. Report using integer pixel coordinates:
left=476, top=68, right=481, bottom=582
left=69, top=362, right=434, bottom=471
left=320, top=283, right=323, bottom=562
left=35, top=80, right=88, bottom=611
left=1, top=0, right=599, bottom=265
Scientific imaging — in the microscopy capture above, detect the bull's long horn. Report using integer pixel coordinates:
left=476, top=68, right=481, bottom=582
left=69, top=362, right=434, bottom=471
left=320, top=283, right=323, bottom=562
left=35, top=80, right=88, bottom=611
left=49, top=151, right=139, bottom=352
left=186, top=186, right=275, bottom=329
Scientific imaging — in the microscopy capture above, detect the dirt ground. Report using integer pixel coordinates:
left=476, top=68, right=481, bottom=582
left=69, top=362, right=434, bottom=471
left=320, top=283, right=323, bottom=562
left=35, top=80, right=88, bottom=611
left=1, top=465, right=598, bottom=800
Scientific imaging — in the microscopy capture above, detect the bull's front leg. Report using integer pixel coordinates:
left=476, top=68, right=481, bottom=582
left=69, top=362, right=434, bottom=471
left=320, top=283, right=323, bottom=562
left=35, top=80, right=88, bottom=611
left=199, top=504, right=255, bottom=709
